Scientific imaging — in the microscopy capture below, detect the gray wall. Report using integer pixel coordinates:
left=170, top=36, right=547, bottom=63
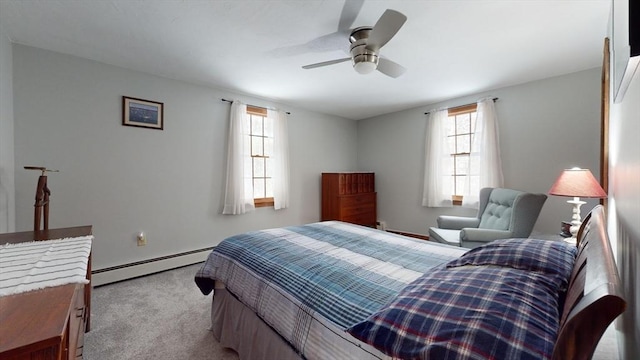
left=0, top=20, right=15, bottom=233
left=609, top=51, right=640, bottom=360
left=12, top=45, right=357, bottom=270
left=357, top=68, right=602, bottom=236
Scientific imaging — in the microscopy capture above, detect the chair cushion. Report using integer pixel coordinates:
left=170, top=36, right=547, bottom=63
left=478, top=188, right=521, bottom=230
left=428, top=227, right=461, bottom=246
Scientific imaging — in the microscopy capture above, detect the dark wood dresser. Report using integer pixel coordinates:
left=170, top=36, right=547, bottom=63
left=0, top=226, right=92, bottom=360
left=321, top=172, right=377, bottom=227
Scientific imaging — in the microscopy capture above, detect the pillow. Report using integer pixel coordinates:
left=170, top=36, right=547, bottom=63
left=347, top=266, right=562, bottom=360
left=446, top=238, right=576, bottom=284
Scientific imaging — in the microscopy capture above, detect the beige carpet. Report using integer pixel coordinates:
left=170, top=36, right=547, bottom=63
left=84, top=263, right=238, bottom=360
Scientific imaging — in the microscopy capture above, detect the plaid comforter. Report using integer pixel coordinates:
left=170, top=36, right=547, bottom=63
left=348, top=238, right=577, bottom=360
left=195, top=221, right=466, bottom=358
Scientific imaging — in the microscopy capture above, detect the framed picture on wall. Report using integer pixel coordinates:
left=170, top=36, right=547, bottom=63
left=612, top=0, right=639, bottom=103
left=122, top=96, right=164, bottom=130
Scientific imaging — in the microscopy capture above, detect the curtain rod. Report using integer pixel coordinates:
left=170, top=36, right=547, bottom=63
left=424, top=97, right=499, bottom=115
left=221, top=98, right=291, bottom=115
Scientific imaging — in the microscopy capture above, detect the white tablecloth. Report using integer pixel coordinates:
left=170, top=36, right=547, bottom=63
left=0, top=236, right=93, bottom=297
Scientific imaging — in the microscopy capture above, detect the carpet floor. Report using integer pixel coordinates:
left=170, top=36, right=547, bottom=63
left=83, top=263, right=238, bottom=360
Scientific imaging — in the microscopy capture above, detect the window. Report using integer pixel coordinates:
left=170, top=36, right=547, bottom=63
left=246, top=106, right=274, bottom=208
left=422, top=98, right=502, bottom=209
left=222, top=101, right=289, bottom=215
left=446, top=104, right=478, bottom=205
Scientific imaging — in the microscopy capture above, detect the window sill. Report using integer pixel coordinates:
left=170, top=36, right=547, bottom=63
left=254, top=198, right=274, bottom=208
left=452, top=195, right=463, bottom=206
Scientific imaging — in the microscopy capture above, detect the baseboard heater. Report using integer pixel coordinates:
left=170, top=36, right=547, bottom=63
left=386, top=229, right=430, bottom=241
left=91, top=247, right=214, bottom=287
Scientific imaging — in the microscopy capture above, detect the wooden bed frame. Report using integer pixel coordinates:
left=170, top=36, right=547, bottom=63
left=552, top=205, right=626, bottom=360
left=210, top=205, right=625, bottom=360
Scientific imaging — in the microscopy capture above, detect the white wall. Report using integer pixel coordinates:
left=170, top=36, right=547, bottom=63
left=608, top=5, right=640, bottom=359
left=609, top=56, right=640, bottom=360
left=12, top=45, right=358, bottom=270
left=357, top=68, right=602, bottom=236
left=0, top=19, right=15, bottom=233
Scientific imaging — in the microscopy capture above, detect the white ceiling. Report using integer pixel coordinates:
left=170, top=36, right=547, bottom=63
left=0, top=0, right=611, bottom=120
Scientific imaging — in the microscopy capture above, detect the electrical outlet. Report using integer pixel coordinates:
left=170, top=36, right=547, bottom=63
left=376, top=221, right=387, bottom=231
left=137, top=232, right=147, bottom=246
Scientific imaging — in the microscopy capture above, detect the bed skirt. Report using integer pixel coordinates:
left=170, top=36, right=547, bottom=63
left=211, top=285, right=302, bottom=360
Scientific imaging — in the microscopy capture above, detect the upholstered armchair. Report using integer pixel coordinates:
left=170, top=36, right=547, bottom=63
left=429, top=187, right=547, bottom=248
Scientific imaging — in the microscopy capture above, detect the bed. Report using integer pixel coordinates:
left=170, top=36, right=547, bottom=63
left=195, top=205, right=625, bottom=360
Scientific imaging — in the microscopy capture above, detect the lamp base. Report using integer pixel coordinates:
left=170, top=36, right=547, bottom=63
left=567, top=197, right=586, bottom=243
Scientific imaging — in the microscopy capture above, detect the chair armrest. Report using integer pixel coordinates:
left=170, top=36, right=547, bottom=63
left=459, top=228, right=513, bottom=242
left=437, top=216, right=480, bottom=230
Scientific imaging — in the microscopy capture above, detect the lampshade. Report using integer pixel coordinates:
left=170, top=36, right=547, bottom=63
left=548, top=168, right=607, bottom=198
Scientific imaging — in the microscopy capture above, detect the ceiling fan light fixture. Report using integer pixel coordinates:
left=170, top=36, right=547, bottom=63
left=352, top=52, right=379, bottom=74
left=353, top=60, right=377, bottom=74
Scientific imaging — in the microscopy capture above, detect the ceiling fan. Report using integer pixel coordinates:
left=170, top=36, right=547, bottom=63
left=302, top=9, right=407, bottom=78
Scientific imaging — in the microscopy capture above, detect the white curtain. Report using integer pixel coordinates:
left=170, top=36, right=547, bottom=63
left=422, top=99, right=503, bottom=209
left=461, top=98, right=504, bottom=207
left=222, top=101, right=255, bottom=215
left=422, top=109, right=452, bottom=207
left=269, top=108, right=290, bottom=210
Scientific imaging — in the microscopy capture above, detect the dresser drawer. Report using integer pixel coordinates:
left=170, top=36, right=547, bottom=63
left=338, top=193, right=376, bottom=209
left=338, top=193, right=376, bottom=227
left=340, top=203, right=375, bottom=217
left=341, top=212, right=376, bottom=226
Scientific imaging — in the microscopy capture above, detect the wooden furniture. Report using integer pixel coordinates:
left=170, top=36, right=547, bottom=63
left=0, top=226, right=92, bottom=360
left=321, top=172, right=376, bottom=227
left=552, top=205, right=625, bottom=360
left=24, top=166, right=59, bottom=237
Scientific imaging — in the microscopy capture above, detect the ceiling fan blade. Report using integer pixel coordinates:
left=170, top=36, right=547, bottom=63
left=268, top=32, right=345, bottom=58
left=377, top=58, right=406, bottom=78
left=337, top=0, right=365, bottom=32
left=366, top=9, right=407, bottom=52
left=302, top=57, right=351, bottom=69
left=268, top=0, right=364, bottom=58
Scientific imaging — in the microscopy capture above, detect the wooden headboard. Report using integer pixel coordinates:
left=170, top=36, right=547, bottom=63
left=552, top=205, right=626, bottom=360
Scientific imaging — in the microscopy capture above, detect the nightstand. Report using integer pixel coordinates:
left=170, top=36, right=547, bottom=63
left=530, top=233, right=576, bottom=245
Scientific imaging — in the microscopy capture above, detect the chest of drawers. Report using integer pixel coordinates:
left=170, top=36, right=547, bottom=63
left=321, top=173, right=377, bottom=227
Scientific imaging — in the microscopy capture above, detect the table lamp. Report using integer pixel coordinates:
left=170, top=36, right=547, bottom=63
left=548, top=167, right=607, bottom=242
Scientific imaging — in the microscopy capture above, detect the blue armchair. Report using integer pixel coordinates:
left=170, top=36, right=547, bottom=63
left=428, top=187, right=547, bottom=248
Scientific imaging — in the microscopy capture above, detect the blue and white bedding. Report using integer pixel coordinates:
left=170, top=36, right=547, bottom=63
left=195, top=221, right=466, bottom=359
left=195, top=221, right=576, bottom=360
